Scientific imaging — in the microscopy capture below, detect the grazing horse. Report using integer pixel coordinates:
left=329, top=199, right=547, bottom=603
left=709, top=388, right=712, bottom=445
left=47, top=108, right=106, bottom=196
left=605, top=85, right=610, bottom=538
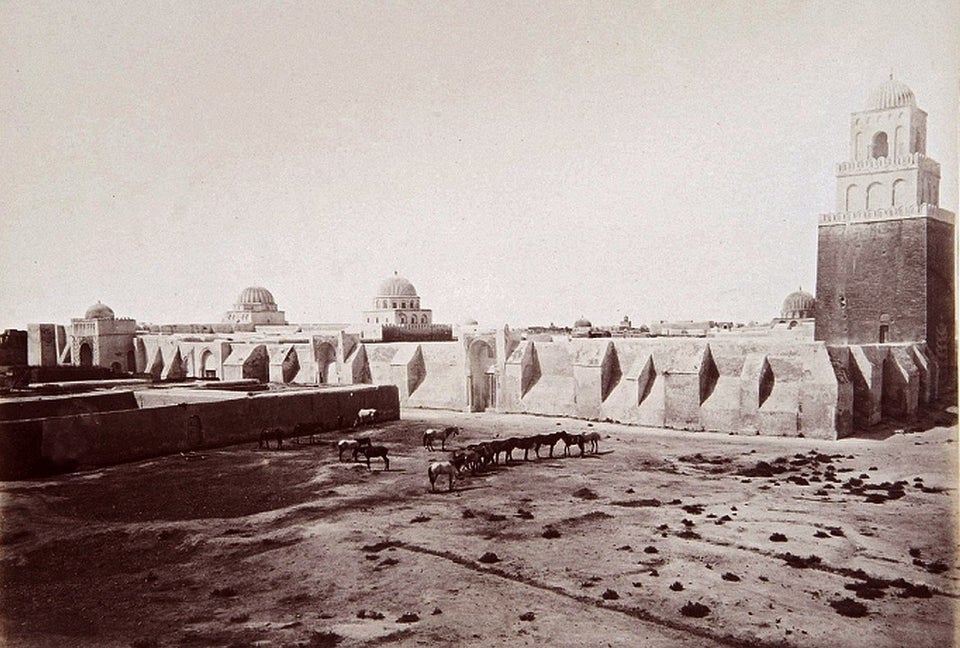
left=337, top=437, right=371, bottom=461
left=534, top=432, right=562, bottom=458
left=356, top=444, right=390, bottom=470
left=583, top=431, right=602, bottom=454
left=355, top=408, right=377, bottom=426
left=559, top=431, right=585, bottom=457
left=423, top=426, right=460, bottom=451
left=428, top=460, right=459, bottom=492
left=258, top=426, right=285, bottom=450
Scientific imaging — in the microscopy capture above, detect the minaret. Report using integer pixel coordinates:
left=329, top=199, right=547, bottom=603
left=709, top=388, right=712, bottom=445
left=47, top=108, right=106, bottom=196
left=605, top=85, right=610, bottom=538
left=814, top=78, right=955, bottom=378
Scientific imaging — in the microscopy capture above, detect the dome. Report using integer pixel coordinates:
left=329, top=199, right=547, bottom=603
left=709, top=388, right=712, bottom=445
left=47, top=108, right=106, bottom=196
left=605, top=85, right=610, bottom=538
left=574, top=317, right=592, bottom=328
left=781, top=289, right=815, bottom=319
left=237, top=286, right=276, bottom=306
left=461, top=317, right=479, bottom=326
left=84, top=301, right=115, bottom=320
left=377, top=273, right=418, bottom=297
left=867, top=77, right=916, bottom=111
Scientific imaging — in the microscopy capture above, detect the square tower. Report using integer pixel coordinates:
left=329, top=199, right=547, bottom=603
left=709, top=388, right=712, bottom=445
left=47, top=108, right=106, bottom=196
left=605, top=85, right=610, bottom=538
left=815, top=78, right=955, bottom=377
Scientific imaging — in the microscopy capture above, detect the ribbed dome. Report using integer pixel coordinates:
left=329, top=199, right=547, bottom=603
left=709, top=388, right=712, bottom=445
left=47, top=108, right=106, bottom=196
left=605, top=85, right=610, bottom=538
left=574, top=317, right=592, bottom=328
left=84, top=301, right=115, bottom=320
left=781, top=290, right=815, bottom=319
left=377, top=274, right=418, bottom=297
left=237, top=286, right=276, bottom=306
left=867, top=77, right=916, bottom=110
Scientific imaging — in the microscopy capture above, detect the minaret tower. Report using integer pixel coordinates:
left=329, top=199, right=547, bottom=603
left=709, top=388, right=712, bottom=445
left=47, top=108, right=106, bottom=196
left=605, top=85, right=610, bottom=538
left=814, top=78, right=955, bottom=375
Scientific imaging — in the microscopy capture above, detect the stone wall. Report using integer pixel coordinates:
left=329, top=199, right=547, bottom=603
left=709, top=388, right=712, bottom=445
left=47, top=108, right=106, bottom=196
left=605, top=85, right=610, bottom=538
left=0, top=384, right=398, bottom=480
left=497, top=337, right=852, bottom=439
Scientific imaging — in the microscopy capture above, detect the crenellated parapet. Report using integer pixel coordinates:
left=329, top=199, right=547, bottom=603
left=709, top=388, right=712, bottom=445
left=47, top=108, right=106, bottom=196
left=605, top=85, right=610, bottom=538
left=836, top=152, right=939, bottom=175
left=819, top=203, right=954, bottom=225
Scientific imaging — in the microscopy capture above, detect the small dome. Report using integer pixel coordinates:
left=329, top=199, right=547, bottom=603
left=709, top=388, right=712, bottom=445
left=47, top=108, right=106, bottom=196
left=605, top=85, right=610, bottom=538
left=237, top=286, right=276, bottom=306
left=461, top=317, right=479, bottom=326
left=781, top=289, right=815, bottom=319
left=574, top=317, right=592, bottom=328
left=867, top=77, right=916, bottom=111
left=377, top=273, right=418, bottom=297
left=84, top=301, right=115, bottom=320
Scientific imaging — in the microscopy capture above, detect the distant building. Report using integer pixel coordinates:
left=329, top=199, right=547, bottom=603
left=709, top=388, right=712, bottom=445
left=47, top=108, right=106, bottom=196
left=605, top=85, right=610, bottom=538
left=769, top=289, right=816, bottom=338
left=223, top=286, right=287, bottom=329
left=68, top=302, right=138, bottom=372
left=361, top=273, right=452, bottom=342
left=0, top=329, right=27, bottom=366
left=570, top=317, right=611, bottom=339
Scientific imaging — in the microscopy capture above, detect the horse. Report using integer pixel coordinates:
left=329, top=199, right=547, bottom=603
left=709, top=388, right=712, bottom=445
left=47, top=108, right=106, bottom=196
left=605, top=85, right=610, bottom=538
left=487, top=439, right=509, bottom=465
left=428, top=460, right=459, bottom=492
left=534, top=432, right=562, bottom=458
left=559, top=431, right=585, bottom=457
left=423, top=426, right=460, bottom=451
left=355, top=408, right=377, bottom=426
left=356, top=444, right=390, bottom=470
left=337, top=437, right=372, bottom=461
left=511, top=436, right=539, bottom=461
left=583, top=431, right=602, bottom=454
left=258, top=426, right=285, bottom=450
left=292, top=421, right=323, bottom=445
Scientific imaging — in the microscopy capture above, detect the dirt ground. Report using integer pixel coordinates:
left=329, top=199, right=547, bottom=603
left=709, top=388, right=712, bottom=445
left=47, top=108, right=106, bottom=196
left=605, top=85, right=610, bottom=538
left=1, top=407, right=957, bottom=648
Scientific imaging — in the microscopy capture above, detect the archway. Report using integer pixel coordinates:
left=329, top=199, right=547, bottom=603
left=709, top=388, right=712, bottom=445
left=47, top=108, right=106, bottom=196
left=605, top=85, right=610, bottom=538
left=79, top=343, right=93, bottom=367
left=200, top=350, right=216, bottom=379
left=126, top=349, right=136, bottom=372
left=316, top=343, right=337, bottom=384
left=871, top=131, right=888, bottom=158
left=468, top=340, right=496, bottom=412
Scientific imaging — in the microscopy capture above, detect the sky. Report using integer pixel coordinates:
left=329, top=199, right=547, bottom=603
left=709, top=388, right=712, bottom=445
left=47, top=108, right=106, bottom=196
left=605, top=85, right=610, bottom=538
left=2, top=0, right=957, bottom=330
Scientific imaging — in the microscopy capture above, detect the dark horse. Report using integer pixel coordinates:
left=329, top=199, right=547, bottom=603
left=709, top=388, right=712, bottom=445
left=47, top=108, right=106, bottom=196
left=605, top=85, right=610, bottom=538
left=258, top=426, right=286, bottom=449
left=356, top=445, right=390, bottom=470
left=534, top=432, right=563, bottom=458
left=559, top=431, right=584, bottom=457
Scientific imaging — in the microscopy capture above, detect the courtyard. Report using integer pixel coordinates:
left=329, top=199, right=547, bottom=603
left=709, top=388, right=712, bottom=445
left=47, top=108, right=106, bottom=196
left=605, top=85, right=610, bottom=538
left=0, top=407, right=956, bottom=647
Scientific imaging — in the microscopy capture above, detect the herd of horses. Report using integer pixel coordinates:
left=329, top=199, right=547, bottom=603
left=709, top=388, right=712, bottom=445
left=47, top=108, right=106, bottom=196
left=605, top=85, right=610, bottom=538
left=427, top=429, right=602, bottom=491
left=257, top=408, right=379, bottom=451
left=258, top=408, right=604, bottom=492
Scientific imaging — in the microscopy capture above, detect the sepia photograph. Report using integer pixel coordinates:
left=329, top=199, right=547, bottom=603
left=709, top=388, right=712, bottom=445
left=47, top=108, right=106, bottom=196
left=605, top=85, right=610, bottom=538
left=0, top=1, right=957, bottom=646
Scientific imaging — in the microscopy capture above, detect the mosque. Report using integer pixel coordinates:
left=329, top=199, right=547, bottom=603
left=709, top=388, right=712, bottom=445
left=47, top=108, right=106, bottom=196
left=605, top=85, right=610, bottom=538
left=12, top=77, right=957, bottom=441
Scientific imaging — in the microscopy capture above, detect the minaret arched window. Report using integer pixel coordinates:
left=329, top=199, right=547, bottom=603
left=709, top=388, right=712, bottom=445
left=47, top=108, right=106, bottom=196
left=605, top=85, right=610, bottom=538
left=866, top=182, right=884, bottom=210
left=892, top=179, right=908, bottom=207
left=871, top=131, right=888, bottom=159
left=845, top=184, right=859, bottom=211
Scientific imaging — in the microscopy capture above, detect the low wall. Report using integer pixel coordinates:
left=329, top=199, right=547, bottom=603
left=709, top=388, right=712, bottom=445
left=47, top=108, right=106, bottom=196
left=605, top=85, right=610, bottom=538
left=0, top=390, right=140, bottom=422
left=0, top=384, right=399, bottom=480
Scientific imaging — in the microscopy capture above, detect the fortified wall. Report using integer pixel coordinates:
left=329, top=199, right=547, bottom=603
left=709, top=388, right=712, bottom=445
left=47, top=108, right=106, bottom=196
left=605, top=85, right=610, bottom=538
left=349, top=332, right=937, bottom=442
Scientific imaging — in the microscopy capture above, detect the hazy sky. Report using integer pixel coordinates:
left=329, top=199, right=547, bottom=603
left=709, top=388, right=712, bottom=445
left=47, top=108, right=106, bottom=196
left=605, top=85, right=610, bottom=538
left=2, top=1, right=957, bottom=329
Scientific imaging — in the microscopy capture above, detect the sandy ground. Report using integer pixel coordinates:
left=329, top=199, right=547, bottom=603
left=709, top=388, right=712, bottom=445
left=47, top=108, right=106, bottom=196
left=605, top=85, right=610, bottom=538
left=0, top=407, right=957, bottom=648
